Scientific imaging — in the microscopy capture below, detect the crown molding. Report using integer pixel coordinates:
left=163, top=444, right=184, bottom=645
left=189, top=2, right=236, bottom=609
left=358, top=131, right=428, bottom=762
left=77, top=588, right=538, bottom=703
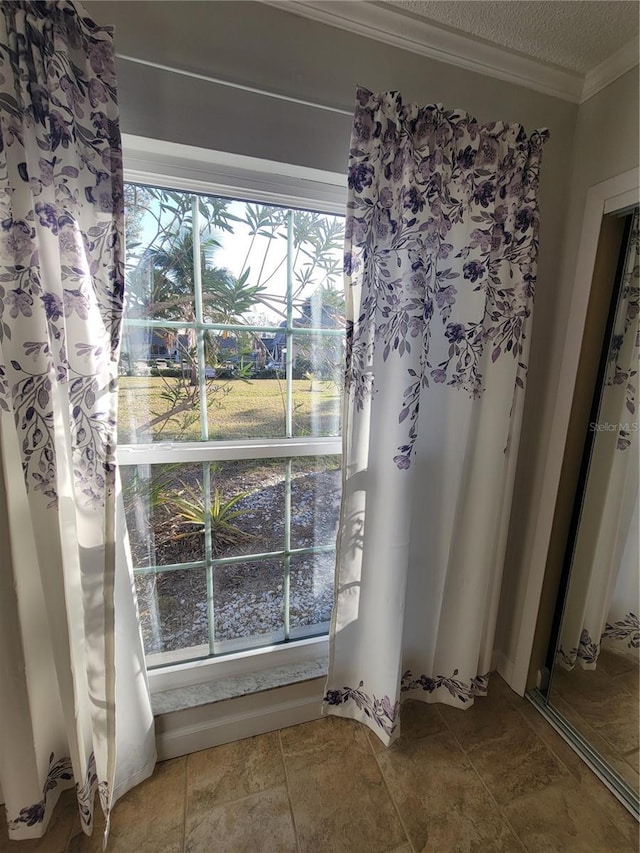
left=265, top=0, right=584, bottom=102
left=581, top=35, right=639, bottom=103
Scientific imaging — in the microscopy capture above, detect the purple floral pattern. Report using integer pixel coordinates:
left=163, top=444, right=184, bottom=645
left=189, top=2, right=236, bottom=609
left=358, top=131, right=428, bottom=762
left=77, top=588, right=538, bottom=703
left=0, top=2, right=122, bottom=843
left=558, top=612, right=640, bottom=669
left=603, top=612, right=640, bottom=649
left=7, top=750, right=108, bottom=834
left=344, top=87, right=548, bottom=469
left=324, top=682, right=399, bottom=737
left=557, top=628, right=600, bottom=668
left=323, top=669, right=490, bottom=737
left=401, top=669, right=489, bottom=702
left=0, top=0, right=124, bottom=507
left=8, top=754, right=72, bottom=831
left=75, top=751, right=110, bottom=833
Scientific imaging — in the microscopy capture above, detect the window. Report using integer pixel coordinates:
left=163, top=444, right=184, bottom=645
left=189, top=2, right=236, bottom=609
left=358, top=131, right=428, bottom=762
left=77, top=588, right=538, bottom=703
left=118, top=158, right=345, bottom=670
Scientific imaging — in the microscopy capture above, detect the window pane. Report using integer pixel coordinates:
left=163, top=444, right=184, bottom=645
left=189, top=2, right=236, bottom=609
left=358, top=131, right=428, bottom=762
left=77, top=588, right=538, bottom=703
left=123, top=463, right=204, bottom=567
left=118, top=328, right=203, bottom=443
left=291, top=210, right=344, bottom=316
left=199, top=199, right=289, bottom=326
left=124, top=185, right=196, bottom=321
left=213, top=558, right=285, bottom=649
left=291, top=334, right=343, bottom=437
left=207, top=459, right=285, bottom=557
left=290, top=551, right=335, bottom=635
left=121, top=182, right=345, bottom=661
left=136, top=568, right=208, bottom=656
left=205, top=368, right=287, bottom=440
left=291, top=455, right=341, bottom=549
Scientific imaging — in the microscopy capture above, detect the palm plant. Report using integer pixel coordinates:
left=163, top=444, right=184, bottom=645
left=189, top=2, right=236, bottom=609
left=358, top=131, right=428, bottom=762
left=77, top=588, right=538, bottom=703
left=203, top=267, right=267, bottom=324
left=171, top=485, right=253, bottom=553
left=148, top=230, right=237, bottom=322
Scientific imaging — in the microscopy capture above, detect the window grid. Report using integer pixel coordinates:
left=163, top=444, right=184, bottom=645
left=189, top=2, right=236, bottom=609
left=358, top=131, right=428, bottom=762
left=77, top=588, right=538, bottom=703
left=131, top=543, right=336, bottom=577
left=121, top=318, right=344, bottom=336
left=119, top=198, right=343, bottom=661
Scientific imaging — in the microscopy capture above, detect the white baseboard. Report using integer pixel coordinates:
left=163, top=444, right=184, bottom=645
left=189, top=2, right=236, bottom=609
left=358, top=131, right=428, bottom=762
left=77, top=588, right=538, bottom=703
left=155, top=677, right=325, bottom=760
left=492, top=649, right=518, bottom=693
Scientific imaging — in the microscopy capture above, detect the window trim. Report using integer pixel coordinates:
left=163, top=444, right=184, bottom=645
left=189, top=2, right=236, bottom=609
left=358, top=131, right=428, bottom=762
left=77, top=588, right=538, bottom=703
left=146, top=634, right=329, bottom=695
left=122, top=133, right=347, bottom=216
left=118, top=436, right=341, bottom=466
left=119, top=136, right=345, bottom=683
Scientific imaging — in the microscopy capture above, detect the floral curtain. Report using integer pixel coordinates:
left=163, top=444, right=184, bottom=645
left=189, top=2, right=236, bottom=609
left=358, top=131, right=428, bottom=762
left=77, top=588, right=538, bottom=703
left=0, top=1, right=155, bottom=842
left=324, top=87, right=549, bottom=744
left=558, top=211, right=639, bottom=669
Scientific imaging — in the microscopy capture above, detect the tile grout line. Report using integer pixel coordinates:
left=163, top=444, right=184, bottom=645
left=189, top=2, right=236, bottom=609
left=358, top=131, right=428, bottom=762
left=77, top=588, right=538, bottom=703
left=497, top=686, right=637, bottom=843
left=178, top=740, right=300, bottom=847
left=611, top=672, right=636, bottom=697
left=436, top=703, right=530, bottom=853
left=550, top=694, right=624, bottom=763
left=499, top=691, right=590, bottom=814
left=532, top=699, right=630, bottom=783
left=514, top=693, right=635, bottom=796
left=177, top=765, right=295, bottom=814
left=512, top=700, right=640, bottom=845
left=277, top=729, right=303, bottom=853
left=512, top=700, right=581, bottom=783
left=365, top=725, right=417, bottom=853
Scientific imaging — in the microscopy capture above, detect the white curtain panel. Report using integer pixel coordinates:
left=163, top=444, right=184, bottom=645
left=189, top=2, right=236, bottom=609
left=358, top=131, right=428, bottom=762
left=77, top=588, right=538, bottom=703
left=324, top=88, right=549, bottom=745
left=605, top=483, right=639, bottom=649
left=558, top=213, right=640, bottom=669
left=0, top=1, right=155, bottom=842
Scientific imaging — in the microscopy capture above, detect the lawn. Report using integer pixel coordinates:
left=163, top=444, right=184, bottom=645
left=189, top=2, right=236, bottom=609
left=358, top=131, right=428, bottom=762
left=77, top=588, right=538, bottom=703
left=117, top=376, right=342, bottom=443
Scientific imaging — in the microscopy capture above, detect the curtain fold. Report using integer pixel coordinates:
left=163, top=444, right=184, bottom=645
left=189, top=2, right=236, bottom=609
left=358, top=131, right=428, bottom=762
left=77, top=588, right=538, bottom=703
left=324, top=87, right=549, bottom=745
left=558, top=212, right=639, bottom=669
left=0, top=1, right=155, bottom=842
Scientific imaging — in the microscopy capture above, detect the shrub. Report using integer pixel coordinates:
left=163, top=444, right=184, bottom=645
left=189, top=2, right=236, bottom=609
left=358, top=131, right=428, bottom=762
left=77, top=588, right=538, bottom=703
left=170, top=486, right=254, bottom=553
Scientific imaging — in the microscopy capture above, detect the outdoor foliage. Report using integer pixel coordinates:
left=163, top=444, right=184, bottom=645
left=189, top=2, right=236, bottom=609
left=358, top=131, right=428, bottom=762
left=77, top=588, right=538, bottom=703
left=118, top=377, right=341, bottom=443
left=171, top=485, right=254, bottom=553
left=119, top=187, right=345, bottom=655
left=120, top=185, right=346, bottom=441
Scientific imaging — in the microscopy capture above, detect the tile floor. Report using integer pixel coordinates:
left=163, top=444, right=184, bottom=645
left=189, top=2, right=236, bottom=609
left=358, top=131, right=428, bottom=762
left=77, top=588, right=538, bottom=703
left=548, top=643, right=639, bottom=793
left=1, top=676, right=638, bottom=853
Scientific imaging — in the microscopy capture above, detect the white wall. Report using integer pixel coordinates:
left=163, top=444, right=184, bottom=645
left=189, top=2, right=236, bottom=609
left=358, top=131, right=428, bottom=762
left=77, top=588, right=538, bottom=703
left=85, top=0, right=585, bottom=683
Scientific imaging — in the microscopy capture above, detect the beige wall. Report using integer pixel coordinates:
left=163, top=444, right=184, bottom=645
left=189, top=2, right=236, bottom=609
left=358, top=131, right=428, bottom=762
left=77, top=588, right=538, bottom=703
left=85, top=1, right=577, bottom=174
left=496, top=66, right=640, bottom=682
left=85, top=0, right=590, bottom=674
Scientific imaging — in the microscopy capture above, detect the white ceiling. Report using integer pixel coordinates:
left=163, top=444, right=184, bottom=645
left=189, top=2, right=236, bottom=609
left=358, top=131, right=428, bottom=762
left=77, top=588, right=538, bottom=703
left=382, top=1, right=639, bottom=73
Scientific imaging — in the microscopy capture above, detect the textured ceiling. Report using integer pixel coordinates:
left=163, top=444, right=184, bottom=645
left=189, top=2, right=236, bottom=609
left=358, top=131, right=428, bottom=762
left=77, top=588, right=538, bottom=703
left=381, top=1, right=639, bottom=73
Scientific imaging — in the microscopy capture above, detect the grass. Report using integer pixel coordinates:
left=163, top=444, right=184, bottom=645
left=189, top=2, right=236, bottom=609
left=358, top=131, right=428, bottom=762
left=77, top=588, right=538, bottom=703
left=118, top=377, right=342, bottom=442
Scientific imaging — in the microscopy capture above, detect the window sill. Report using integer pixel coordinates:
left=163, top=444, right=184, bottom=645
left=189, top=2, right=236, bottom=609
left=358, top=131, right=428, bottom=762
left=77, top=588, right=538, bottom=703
left=152, top=652, right=328, bottom=758
left=151, top=655, right=328, bottom=716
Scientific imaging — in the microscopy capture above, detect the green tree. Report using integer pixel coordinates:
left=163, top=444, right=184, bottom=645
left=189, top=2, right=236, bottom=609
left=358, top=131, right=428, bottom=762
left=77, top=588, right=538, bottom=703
left=122, top=188, right=346, bottom=437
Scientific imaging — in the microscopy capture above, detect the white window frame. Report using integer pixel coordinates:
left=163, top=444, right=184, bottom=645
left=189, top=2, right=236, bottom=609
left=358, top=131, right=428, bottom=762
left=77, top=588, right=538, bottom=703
left=119, top=135, right=347, bottom=693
